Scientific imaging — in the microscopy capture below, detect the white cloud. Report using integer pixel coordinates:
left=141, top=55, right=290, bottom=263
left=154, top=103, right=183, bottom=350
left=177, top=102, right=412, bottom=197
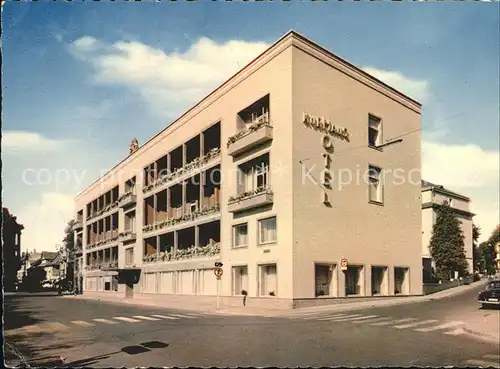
left=17, top=192, right=75, bottom=253
left=422, top=139, right=500, bottom=241
left=3, top=131, right=68, bottom=153
left=69, top=36, right=270, bottom=117
left=363, top=67, right=430, bottom=104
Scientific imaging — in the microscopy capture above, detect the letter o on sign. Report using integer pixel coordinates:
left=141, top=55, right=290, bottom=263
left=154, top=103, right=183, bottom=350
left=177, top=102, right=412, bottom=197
left=322, top=135, right=334, bottom=152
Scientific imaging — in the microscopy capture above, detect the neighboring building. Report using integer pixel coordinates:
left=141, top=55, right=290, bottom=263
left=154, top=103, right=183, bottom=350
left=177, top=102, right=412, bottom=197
left=20, top=250, right=60, bottom=288
left=2, top=208, right=24, bottom=291
left=421, top=180, right=474, bottom=280
left=74, top=30, right=422, bottom=308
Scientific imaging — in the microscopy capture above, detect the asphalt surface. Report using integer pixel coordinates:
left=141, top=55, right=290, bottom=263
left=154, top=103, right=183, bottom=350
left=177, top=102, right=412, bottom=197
left=4, top=286, right=500, bottom=367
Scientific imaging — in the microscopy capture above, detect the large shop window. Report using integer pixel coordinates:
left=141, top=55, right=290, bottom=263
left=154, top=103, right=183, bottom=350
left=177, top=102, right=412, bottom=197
left=345, top=265, right=364, bottom=296
left=394, top=267, right=409, bottom=295
left=259, top=264, right=277, bottom=297
left=315, top=264, right=336, bottom=297
left=232, top=223, right=248, bottom=248
left=371, top=266, right=388, bottom=295
left=232, top=265, right=249, bottom=295
left=259, top=216, right=277, bottom=244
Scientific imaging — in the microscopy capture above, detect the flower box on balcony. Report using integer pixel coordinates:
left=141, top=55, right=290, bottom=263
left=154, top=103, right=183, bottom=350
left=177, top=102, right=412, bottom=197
left=227, top=120, right=273, bottom=157
left=228, top=186, right=274, bottom=213
left=119, top=192, right=137, bottom=208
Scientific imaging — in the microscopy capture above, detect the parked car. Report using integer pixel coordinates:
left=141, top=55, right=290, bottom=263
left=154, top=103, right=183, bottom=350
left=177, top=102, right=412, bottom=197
left=478, top=279, right=500, bottom=309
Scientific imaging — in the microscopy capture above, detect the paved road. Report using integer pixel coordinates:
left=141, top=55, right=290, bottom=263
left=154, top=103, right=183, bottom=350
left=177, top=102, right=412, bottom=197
left=4, top=286, right=500, bottom=367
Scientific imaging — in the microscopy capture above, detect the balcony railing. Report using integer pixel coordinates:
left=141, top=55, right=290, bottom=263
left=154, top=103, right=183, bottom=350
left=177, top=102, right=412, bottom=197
left=228, top=186, right=274, bottom=213
left=72, top=219, right=83, bottom=231
left=87, top=200, right=120, bottom=221
left=143, top=147, right=221, bottom=195
left=227, top=113, right=273, bottom=156
left=87, top=231, right=119, bottom=249
left=85, top=260, right=118, bottom=271
left=118, top=191, right=137, bottom=208
left=118, top=231, right=137, bottom=243
left=143, top=241, right=220, bottom=264
left=142, top=203, right=220, bottom=234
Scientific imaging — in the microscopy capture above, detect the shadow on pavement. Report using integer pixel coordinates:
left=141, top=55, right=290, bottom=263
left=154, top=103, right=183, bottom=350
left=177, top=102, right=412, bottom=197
left=4, top=299, right=46, bottom=330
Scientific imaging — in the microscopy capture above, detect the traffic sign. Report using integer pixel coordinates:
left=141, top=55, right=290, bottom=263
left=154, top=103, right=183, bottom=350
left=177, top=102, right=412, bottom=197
left=214, top=267, right=223, bottom=278
left=340, top=258, right=348, bottom=271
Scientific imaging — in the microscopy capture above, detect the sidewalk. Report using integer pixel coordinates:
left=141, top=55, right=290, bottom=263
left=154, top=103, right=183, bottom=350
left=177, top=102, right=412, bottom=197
left=65, top=280, right=487, bottom=317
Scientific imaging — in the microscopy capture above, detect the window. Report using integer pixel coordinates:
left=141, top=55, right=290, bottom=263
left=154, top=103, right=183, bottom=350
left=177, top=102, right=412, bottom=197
left=371, top=266, right=388, bottom=295
left=125, top=248, right=134, bottom=266
left=394, top=267, right=409, bottom=295
left=259, top=264, right=277, bottom=296
left=315, top=264, right=336, bottom=297
left=259, top=216, right=277, bottom=244
left=255, top=163, right=269, bottom=188
left=368, top=114, right=382, bottom=147
left=368, top=166, right=383, bottom=203
left=345, top=266, right=364, bottom=296
left=232, top=266, right=249, bottom=295
left=232, top=224, right=248, bottom=248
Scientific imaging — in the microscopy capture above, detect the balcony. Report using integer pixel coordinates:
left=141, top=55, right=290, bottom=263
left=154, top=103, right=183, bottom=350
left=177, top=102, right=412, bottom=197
left=228, top=186, right=274, bottom=213
left=87, top=231, right=119, bottom=249
left=143, top=241, right=220, bottom=264
left=118, top=191, right=137, bottom=209
left=227, top=113, right=273, bottom=157
left=87, top=200, right=120, bottom=221
left=142, top=203, right=220, bottom=236
left=118, top=230, right=137, bottom=243
left=143, top=148, right=221, bottom=196
left=72, top=220, right=83, bottom=231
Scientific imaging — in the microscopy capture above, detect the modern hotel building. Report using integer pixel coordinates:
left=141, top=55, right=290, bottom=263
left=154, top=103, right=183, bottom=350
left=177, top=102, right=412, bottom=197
left=73, top=31, right=423, bottom=308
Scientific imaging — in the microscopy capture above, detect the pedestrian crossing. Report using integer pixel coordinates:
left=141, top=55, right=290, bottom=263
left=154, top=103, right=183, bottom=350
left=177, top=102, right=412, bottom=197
left=286, top=312, right=467, bottom=337
left=6, top=312, right=214, bottom=335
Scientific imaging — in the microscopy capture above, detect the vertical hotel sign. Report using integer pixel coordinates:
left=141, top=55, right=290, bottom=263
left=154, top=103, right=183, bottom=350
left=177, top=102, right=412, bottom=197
left=302, top=113, right=350, bottom=205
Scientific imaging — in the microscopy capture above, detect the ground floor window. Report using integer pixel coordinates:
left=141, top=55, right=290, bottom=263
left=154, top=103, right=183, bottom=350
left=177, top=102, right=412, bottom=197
left=259, top=264, right=277, bottom=296
left=104, top=281, right=111, bottom=291
left=371, top=266, right=388, bottom=295
left=315, top=264, right=336, bottom=296
left=345, top=265, right=364, bottom=296
left=232, top=265, right=249, bottom=295
left=394, top=267, right=409, bottom=295
left=422, top=258, right=433, bottom=283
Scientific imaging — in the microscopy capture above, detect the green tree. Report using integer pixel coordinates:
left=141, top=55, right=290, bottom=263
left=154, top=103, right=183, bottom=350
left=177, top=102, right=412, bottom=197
left=63, top=219, right=76, bottom=252
left=429, top=201, right=469, bottom=280
left=478, top=225, right=500, bottom=275
left=472, top=224, right=481, bottom=272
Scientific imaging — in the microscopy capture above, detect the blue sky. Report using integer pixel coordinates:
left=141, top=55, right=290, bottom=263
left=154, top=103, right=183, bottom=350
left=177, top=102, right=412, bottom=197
left=3, top=2, right=499, bottom=250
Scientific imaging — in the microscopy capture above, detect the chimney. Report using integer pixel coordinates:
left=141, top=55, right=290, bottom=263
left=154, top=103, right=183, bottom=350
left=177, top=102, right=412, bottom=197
left=129, top=138, right=139, bottom=155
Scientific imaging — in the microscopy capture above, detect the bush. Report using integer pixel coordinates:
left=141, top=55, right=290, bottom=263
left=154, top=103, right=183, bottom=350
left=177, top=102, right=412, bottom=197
left=473, top=273, right=481, bottom=282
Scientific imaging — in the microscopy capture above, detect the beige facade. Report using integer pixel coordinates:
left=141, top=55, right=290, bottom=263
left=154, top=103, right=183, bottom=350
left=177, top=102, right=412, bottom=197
left=421, top=180, right=475, bottom=279
left=74, top=31, right=423, bottom=308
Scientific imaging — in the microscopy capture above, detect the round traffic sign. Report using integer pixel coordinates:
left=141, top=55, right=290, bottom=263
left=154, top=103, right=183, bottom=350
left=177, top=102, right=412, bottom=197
left=340, top=258, right=348, bottom=268
left=214, top=267, right=223, bottom=278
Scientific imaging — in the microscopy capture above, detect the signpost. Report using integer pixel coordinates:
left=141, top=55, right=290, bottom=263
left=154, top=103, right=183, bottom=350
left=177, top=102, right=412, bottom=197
left=340, top=258, right=348, bottom=271
left=214, top=262, right=223, bottom=309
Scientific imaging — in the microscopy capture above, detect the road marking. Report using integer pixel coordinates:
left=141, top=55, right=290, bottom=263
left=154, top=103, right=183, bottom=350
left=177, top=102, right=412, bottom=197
left=317, top=314, right=362, bottom=321
left=370, top=318, right=417, bottom=326
left=133, top=315, right=160, bottom=321
left=352, top=317, right=392, bottom=324
left=415, top=321, right=464, bottom=332
left=70, top=320, right=94, bottom=327
left=483, top=355, right=500, bottom=360
left=93, top=318, right=118, bottom=325
left=304, top=313, right=348, bottom=320
left=114, top=317, right=141, bottom=323
left=443, top=328, right=464, bottom=336
left=335, top=315, right=379, bottom=322
left=393, top=319, right=438, bottom=329
left=465, top=359, right=500, bottom=368
left=43, top=322, right=70, bottom=331
left=168, top=314, right=197, bottom=319
left=151, top=315, right=180, bottom=320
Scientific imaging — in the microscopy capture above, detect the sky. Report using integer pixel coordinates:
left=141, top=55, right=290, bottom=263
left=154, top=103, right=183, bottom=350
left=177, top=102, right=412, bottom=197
left=3, top=2, right=499, bottom=252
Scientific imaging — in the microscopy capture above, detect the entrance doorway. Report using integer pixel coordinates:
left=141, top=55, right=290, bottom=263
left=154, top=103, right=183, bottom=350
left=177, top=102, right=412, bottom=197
left=371, top=266, right=388, bottom=295
left=394, top=267, right=409, bottom=295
